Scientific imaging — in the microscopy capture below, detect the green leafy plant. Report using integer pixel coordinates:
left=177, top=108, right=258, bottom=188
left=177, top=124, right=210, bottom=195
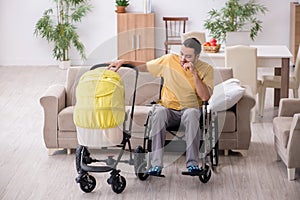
left=116, top=0, right=129, bottom=7
left=204, top=0, right=268, bottom=43
left=34, top=0, right=92, bottom=61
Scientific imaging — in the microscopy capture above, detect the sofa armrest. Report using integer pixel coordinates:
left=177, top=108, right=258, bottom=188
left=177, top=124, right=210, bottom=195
left=287, top=113, right=300, bottom=167
left=39, top=85, right=66, bottom=148
left=237, top=85, right=256, bottom=112
left=235, top=85, right=256, bottom=148
left=278, top=98, right=300, bottom=117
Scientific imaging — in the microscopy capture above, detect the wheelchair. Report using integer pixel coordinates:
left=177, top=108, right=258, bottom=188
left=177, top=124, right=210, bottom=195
left=133, top=100, right=219, bottom=183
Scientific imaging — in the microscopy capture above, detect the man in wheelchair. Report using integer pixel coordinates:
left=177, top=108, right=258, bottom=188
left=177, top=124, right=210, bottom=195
left=109, top=37, right=214, bottom=176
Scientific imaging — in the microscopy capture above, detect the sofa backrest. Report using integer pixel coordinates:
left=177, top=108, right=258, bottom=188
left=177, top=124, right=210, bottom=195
left=128, top=72, right=161, bottom=105
left=65, top=66, right=233, bottom=107
left=214, top=67, right=233, bottom=85
left=66, top=66, right=90, bottom=107
left=65, top=66, right=161, bottom=107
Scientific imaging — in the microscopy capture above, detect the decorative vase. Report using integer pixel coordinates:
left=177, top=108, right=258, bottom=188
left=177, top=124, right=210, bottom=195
left=116, top=6, right=126, bottom=13
left=59, top=60, right=71, bottom=70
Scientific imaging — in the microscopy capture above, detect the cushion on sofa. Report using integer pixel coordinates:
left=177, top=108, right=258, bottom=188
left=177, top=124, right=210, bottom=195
left=273, top=117, right=293, bottom=148
left=209, top=78, right=245, bottom=112
left=58, top=106, right=76, bottom=131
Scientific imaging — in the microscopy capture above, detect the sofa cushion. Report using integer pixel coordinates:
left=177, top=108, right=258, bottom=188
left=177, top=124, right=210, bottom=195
left=218, top=110, right=236, bottom=133
left=58, top=106, right=76, bottom=131
left=273, top=117, right=293, bottom=148
left=209, top=78, right=245, bottom=112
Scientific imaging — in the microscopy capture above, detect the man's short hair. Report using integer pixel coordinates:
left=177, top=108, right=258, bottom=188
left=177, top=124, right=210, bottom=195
left=183, top=38, right=202, bottom=55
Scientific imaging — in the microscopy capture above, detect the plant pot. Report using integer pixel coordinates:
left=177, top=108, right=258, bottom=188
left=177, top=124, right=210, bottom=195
left=115, top=6, right=126, bottom=13
left=59, top=60, right=71, bottom=70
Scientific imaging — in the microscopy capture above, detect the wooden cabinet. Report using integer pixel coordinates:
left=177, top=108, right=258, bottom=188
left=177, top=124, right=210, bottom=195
left=117, top=13, right=155, bottom=62
left=290, top=2, right=300, bottom=64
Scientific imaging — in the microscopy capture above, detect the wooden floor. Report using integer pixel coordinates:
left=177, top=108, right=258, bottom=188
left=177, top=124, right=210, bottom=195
left=0, top=66, right=299, bottom=200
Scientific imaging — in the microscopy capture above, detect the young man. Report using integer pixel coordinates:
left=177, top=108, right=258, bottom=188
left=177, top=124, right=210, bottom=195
left=109, top=38, right=214, bottom=176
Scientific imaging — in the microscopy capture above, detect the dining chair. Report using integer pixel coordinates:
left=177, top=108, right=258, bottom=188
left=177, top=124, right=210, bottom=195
left=259, top=45, right=300, bottom=117
left=181, top=31, right=206, bottom=45
left=225, top=45, right=262, bottom=121
left=163, top=17, right=188, bottom=54
left=225, top=31, right=252, bottom=46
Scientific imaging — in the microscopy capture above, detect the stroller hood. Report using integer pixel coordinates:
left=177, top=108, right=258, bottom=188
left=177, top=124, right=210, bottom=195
left=74, top=68, right=125, bottom=129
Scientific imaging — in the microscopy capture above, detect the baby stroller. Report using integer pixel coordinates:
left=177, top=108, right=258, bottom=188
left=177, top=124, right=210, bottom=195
left=74, top=63, right=138, bottom=194
left=133, top=80, right=219, bottom=183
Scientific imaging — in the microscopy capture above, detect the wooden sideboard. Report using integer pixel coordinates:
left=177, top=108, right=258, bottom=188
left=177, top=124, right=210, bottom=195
left=117, top=13, right=155, bottom=62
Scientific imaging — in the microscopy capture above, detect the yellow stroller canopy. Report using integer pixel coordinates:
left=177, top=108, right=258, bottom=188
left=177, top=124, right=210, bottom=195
left=74, top=68, right=125, bottom=129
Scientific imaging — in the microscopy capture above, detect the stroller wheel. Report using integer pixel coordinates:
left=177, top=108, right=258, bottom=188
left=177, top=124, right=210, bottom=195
left=137, top=161, right=149, bottom=181
left=199, top=164, right=211, bottom=183
left=79, top=174, right=96, bottom=193
left=76, top=145, right=84, bottom=173
left=134, top=146, right=145, bottom=176
left=111, top=175, right=126, bottom=194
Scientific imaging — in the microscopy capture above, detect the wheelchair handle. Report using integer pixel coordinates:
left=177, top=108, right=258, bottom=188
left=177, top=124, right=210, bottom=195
left=203, top=101, right=209, bottom=106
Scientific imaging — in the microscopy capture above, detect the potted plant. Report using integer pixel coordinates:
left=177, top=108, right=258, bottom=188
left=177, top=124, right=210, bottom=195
left=115, top=0, right=130, bottom=13
left=204, top=0, right=268, bottom=43
left=34, top=0, right=92, bottom=69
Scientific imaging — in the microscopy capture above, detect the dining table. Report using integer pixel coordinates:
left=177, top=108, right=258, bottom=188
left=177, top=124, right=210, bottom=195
left=200, top=45, right=293, bottom=106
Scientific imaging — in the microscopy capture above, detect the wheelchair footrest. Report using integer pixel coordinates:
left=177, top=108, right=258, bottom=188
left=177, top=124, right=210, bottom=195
left=181, top=170, right=205, bottom=176
left=148, top=174, right=165, bottom=178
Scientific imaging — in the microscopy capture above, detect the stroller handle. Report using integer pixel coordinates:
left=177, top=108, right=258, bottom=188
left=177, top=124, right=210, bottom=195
left=90, top=63, right=138, bottom=72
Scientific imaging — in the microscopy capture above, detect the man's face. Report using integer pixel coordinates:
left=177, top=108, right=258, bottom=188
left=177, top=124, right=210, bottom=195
left=180, top=46, right=199, bottom=66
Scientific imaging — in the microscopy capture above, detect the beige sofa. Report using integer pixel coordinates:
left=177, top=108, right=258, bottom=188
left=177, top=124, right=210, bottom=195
left=40, top=66, right=255, bottom=155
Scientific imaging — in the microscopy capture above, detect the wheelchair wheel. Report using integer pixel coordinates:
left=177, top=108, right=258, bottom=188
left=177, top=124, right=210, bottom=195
left=210, top=149, right=218, bottom=169
left=111, top=175, right=126, bottom=194
left=134, top=145, right=145, bottom=175
left=199, top=164, right=211, bottom=183
left=79, top=174, right=96, bottom=193
left=210, top=142, right=219, bottom=167
left=137, top=161, right=149, bottom=181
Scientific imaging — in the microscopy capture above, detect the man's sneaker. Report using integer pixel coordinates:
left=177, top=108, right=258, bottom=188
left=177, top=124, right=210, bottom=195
left=147, top=166, right=162, bottom=176
left=187, top=165, right=201, bottom=173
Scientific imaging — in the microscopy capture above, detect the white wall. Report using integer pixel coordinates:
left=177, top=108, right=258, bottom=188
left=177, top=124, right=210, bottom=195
left=0, top=0, right=295, bottom=66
